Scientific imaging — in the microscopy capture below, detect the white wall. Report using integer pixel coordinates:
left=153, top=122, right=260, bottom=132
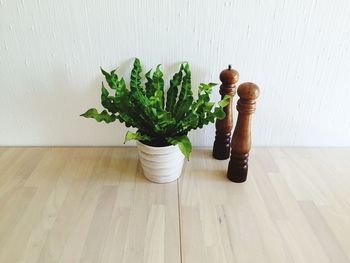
left=1, top=0, right=350, bottom=147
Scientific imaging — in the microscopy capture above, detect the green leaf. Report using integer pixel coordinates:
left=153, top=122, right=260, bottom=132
left=166, top=65, right=183, bottom=113
left=174, top=97, right=193, bottom=121
left=124, top=131, right=151, bottom=144
left=214, top=107, right=226, bottom=120
left=204, top=102, right=215, bottom=111
left=176, top=112, right=199, bottom=133
left=198, top=82, right=217, bottom=94
left=101, top=82, right=117, bottom=114
left=174, top=63, right=193, bottom=120
left=168, top=135, right=192, bottom=160
left=155, top=111, right=176, bottom=133
left=128, top=59, right=161, bottom=132
left=145, top=69, right=155, bottom=98
left=82, top=60, right=226, bottom=161
left=80, top=108, right=116, bottom=123
left=101, top=82, right=109, bottom=97
left=130, top=58, right=142, bottom=93
left=152, top=64, right=165, bottom=109
left=218, top=95, right=230, bottom=107
left=101, top=67, right=118, bottom=89
left=100, top=67, right=109, bottom=77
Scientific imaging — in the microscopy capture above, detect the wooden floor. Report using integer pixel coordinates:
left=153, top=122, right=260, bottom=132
left=0, top=147, right=350, bottom=263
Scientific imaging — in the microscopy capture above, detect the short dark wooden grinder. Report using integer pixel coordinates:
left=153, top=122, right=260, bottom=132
left=212, top=65, right=239, bottom=160
left=227, top=82, right=260, bottom=182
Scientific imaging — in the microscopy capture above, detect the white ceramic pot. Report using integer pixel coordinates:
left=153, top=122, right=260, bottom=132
left=136, top=141, right=184, bottom=183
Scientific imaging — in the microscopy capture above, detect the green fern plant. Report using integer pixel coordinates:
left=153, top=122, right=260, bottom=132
left=81, top=58, right=229, bottom=160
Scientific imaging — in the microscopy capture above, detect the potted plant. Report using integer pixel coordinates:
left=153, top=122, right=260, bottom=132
left=81, top=58, right=229, bottom=183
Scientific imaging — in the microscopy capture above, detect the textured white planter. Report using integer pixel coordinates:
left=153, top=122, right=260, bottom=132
left=136, top=141, right=184, bottom=183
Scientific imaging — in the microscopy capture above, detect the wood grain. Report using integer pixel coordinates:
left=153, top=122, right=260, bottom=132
left=1, top=147, right=350, bottom=262
left=212, top=65, right=239, bottom=160
left=228, top=82, right=260, bottom=183
left=179, top=147, right=350, bottom=263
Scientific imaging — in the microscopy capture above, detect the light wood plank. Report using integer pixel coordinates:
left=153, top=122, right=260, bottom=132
left=1, top=147, right=350, bottom=263
left=299, top=201, right=349, bottom=263
left=122, top=163, right=180, bottom=263
left=0, top=148, right=73, bottom=262
left=179, top=148, right=350, bottom=263
left=0, top=147, right=180, bottom=263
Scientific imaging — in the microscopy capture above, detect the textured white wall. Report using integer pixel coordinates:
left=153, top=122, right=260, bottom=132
left=1, top=0, right=350, bottom=146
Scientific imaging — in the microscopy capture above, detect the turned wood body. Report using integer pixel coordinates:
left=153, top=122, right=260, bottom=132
left=227, top=82, right=260, bottom=182
left=212, top=65, right=239, bottom=160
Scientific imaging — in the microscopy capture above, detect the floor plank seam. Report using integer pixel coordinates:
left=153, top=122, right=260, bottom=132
left=177, top=179, right=183, bottom=263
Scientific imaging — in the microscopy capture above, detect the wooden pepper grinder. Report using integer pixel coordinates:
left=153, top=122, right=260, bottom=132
left=227, top=82, right=260, bottom=182
left=212, top=65, right=239, bottom=160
